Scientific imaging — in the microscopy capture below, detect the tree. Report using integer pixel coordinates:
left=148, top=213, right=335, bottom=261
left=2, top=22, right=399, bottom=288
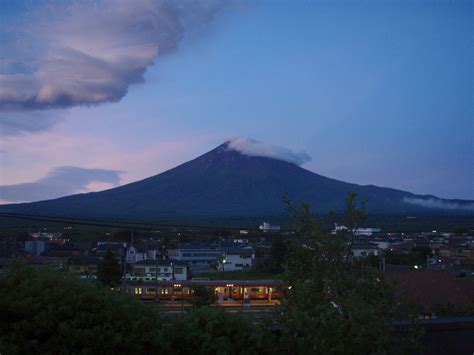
left=190, top=285, right=217, bottom=308
left=0, top=263, right=274, bottom=354
left=275, top=193, right=419, bottom=354
left=0, top=262, right=166, bottom=354
left=97, top=249, right=123, bottom=286
left=166, top=307, right=274, bottom=354
left=269, top=236, right=288, bottom=273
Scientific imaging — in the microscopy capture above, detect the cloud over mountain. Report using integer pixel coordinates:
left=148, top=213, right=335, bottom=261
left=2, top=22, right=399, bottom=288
left=0, top=0, right=223, bottom=112
left=0, top=166, right=123, bottom=203
left=402, top=196, right=474, bottom=211
left=226, top=137, right=311, bottom=166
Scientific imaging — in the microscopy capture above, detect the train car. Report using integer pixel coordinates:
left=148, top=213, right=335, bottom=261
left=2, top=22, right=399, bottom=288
left=120, top=280, right=285, bottom=304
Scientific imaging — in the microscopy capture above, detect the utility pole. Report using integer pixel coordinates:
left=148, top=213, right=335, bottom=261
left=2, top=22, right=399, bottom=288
left=155, top=255, right=159, bottom=305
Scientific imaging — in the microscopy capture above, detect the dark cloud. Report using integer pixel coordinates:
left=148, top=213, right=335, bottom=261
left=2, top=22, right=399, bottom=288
left=0, top=111, right=64, bottom=135
left=0, top=166, right=123, bottom=203
left=0, top=0, right=223, bottom=111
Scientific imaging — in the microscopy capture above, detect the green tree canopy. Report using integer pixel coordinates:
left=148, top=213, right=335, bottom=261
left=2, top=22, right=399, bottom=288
left=0, top=263, right=274, bottom=354
left=275, top=193, right=419, bottom=354
left=0, top=262, right=165, bottom=354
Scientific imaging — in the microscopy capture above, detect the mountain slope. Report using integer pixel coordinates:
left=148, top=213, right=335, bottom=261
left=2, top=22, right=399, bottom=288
left=1, top=142, right=473, bottom=219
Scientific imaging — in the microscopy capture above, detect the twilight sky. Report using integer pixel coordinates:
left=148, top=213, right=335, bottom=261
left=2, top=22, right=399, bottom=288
left=0, top=0, right=473, bottom=204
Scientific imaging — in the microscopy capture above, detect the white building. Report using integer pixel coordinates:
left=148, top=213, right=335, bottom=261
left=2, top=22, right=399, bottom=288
left=126, top=245, right=159, bottom=264
left=331, top=223, right=381, bottom=236
left=168, top=246, right=222, bottom=274
left=123, top=259, right=188, bottom=282
left=259, top=222, right=281, bottom=232
left=351, top=241, right=379, bottom=258
left=218, top=247, right=255, bottom=272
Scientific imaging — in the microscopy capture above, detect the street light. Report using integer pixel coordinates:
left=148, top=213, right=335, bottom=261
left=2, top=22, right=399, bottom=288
left=222, top=258, right=227, bottom=272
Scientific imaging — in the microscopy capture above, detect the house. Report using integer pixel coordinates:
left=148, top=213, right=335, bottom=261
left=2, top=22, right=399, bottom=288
left=126, top=243, right=161, bottom=264
left=67, top=256, right=102, bottom=278
left=126, top=245, right=149, bottom=264
left=42, top=242, right=84, bottom=257
left=168, top=242, right=222, bottom=274
left=29, top=232, right=63, bottom=240
left=2, top=256, right=67, bottom=270
left=124, top=259, right=188, bottom=281
left=218, top=247, right=255, bottom=272
left=24, top=239, right=49, bottom=256
left=351, top=240, right=379, bottom=258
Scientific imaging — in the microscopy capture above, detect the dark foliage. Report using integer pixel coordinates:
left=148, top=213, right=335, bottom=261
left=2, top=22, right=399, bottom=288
left=97, top=249, right=123, bottom=286
left=0, top=262, right=165, bottom=354
left=0, top=263, right=273, bottom=354
left=190, top=285, right=217, bottom=308
left=167, top=307, right=274, bottom=354
left=274, top=193, right=421, bottom=354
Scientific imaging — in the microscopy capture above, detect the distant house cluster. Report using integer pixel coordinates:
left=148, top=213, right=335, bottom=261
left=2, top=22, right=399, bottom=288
left=168, top=240, right=255, bottom=274
left=1, top=231, right=261, bottom=283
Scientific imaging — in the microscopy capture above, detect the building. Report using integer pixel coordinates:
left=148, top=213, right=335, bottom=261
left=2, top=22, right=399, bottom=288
left=123, top=259, right=188, bottom=281
left=168, top=242, right=222, bottom=274
left=354, top=227, right=382, bottom=236
left=351, top=240, right=379, bottom=258
left=331, top=223, right=381, bottom=236
left=218, top=247, right=255, bottom=272
left=24, top=239, right=49, bottom=256
left=0, top=256, right=66, bottom=270
left=259, top=222, right=281, bottom=232
left=42, top=243, right=83, bottom=257
left=67, top=256, right=102, bottom=278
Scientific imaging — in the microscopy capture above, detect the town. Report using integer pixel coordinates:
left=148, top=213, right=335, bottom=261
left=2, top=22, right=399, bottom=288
left=1, top=219, right=472, bottom=318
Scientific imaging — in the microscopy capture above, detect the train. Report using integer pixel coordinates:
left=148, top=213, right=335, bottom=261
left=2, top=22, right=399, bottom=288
left=120, top=279, right=285, bottom=303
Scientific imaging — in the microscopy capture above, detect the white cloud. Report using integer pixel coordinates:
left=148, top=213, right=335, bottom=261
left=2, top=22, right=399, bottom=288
left=226, top=137, right=311, bottom=166
left=0, top=0, right=223, bottom=111
left=402, top=196, right=474, bottom=211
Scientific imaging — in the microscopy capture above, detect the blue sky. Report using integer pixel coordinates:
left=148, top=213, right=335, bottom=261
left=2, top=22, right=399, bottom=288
left=0, top=0, right=472, bottom=203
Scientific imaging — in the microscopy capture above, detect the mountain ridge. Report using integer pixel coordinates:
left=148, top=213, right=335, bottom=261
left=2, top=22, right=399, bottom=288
left=1, top=141, right=473, bottom=219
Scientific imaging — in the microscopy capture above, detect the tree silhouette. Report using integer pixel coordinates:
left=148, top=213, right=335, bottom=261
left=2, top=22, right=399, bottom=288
left=97, top=249, right=123, bottom=287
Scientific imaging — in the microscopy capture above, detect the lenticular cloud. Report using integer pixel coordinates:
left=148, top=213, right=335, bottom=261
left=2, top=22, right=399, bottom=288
left=0, top=0, right=222, bottom=111
left=227, top=137, right=311, bottom=166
